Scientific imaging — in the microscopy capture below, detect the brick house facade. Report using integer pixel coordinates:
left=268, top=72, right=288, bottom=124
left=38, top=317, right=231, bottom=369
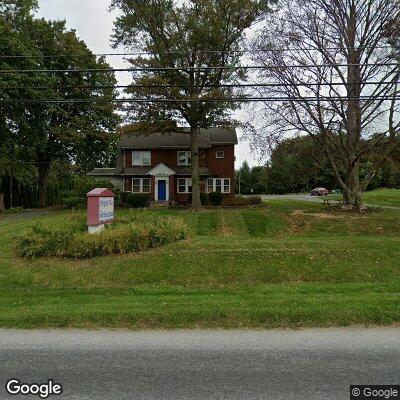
left=88, top=127, right=237, bottom=204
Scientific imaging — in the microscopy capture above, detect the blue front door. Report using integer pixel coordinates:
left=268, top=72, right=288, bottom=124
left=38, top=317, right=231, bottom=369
left=158, top=180, right=167, bottom=201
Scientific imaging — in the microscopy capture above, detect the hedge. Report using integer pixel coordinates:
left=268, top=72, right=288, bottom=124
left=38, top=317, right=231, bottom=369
left=16, top=216, right=188, bottom=259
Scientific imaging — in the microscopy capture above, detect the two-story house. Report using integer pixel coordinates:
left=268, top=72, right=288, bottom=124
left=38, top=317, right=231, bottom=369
left=88, top=127, right=237, bottom=203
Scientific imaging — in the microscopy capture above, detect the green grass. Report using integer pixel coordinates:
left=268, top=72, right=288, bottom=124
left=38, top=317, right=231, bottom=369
left=0, top=200, right=399, bottom=329
left=362, top=189, right=400, bottom=207
left=328, top=188, right=400, bottom=208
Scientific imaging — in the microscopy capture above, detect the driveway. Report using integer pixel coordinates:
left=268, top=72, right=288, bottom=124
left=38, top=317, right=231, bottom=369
left=0, top=209, right=54, bottom=223
left=260, top=194, right=328, bottom=203
left=260, top=194, right=400, bottom=210
left=0, top=328, right=399, bottom=400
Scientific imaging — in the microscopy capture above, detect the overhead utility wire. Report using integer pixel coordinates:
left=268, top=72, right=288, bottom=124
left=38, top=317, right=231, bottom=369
left=0, top=81, right=396, bottom=90
left=0, top=46, right=394, bottom=58
left=0, top=63, right=398, bottom=74
left=1, top=96, right=398, bottom=104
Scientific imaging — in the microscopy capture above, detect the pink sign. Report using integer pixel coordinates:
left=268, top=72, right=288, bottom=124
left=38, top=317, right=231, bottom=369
left=87, top=188, right=115, bottom=228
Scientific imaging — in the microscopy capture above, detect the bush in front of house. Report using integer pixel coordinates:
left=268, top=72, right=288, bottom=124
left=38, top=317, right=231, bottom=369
left=62, top=176, right=118, bottom=209
left=63, top=196, right=86, bottom=209
left=208, top=192, right=224, bottom=206
left=188, top=193, right=209, bottom=206
left=221, top=196, right=262, bottom=207
left=125, top=193, right=149, bottom=208
left=16, top=216, right=188, bottom=259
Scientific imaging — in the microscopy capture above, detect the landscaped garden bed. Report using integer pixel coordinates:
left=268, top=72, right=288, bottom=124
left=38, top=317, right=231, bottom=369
left=16, top=214, right=188, bottom=259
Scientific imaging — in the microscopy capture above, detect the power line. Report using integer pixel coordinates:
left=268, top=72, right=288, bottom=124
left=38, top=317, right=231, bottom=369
left=1, top=96, right=398, bottom=104
left=0, top=63, right=398, bottom=74
left=1, top=81, right=396, bottom=91
left=0, top=46, right=394, bottom=59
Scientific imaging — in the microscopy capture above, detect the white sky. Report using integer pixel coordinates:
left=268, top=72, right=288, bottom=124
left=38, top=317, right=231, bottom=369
left=36, top=0, right=259, bottom=168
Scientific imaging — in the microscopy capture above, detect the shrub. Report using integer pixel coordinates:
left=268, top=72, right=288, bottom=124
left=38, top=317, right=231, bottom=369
left=16, top=217, right=86, bottom=258
left=17, top=216, right=188, bottom=259
left=71, top=176, right=116, bottom=198
left=63, top=196, right=86, bottom=209
left=126, top=193, right=149, bottom=208
left=221, top=196, right=262, bottom=207
left=208, top=192, right=224, bottom=206
left=62, top=176, right=118, bottom=209
left=248, top=196, right=262, bottom=205
left=188, top=193, right=209, bottom=206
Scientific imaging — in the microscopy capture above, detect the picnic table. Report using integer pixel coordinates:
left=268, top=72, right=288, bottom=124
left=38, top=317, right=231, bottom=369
left=322, top=198, right=342, bottom=206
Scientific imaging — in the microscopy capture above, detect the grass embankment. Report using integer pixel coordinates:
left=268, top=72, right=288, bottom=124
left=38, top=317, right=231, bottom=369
left=328, top=188, right=400, bottom=208
left=0, top=200, right=399, bottom=329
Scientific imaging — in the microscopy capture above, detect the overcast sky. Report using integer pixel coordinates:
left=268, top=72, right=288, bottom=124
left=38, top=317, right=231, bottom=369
left=36, top=0, right=259, bottom=168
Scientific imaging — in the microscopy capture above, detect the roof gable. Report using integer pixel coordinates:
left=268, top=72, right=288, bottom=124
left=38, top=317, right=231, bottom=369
left=119, top=127, right=237, bottom=149
left=148, top=163, right=176, bottom=176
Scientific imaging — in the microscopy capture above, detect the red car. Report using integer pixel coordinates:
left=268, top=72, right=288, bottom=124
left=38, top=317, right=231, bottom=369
left=310, top=187, right=330, bottom=196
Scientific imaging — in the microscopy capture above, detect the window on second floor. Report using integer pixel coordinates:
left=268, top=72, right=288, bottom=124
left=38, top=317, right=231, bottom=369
left=177, top=151, right=191, bottom=166
left=132, top=151, right=151, bottom=166
left=177, top=178, right=192, bottom=193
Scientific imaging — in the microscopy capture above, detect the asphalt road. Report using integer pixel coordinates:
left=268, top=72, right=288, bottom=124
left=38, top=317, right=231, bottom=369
left=0, top=328, right=399, bottom=400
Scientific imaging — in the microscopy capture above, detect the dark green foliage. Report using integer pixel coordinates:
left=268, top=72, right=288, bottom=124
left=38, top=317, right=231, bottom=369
left=62, top=196, right=86, bottom=210
left=125, top=193, right=149, bottom=208
left=201, top=193, right=209, bottom=206
left=208, top=192, right=224, bottom=206
left=0, top=173, right=65, bottom=208
left=0, top=10, right=119, bottom=207
left=62, top=176, right=118, bottom=209
left=188, top=193, right=209, bottom=206
left=238, top=136, right=400, bottom=195
left=17, top=216, right=188, bottom=259
left=236, top=137, right=337, bottom=195
left=68, top=176, right=116, bottom=198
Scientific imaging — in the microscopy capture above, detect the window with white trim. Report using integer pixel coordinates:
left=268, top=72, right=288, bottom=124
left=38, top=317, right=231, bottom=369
left=215, top=151, right=225, bottom=159
left=132, top=151, right=151, bottom=166
left=132, top=178, right=151, bottom=193
left=207, top=178, right=230, bottom=193
left=177, top=151, right=191, bottom=166
left=177, top=178, right=192, bottom=193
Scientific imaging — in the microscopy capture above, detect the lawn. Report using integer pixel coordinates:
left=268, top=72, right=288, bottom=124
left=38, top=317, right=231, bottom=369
left=328, top=188, right=400, bottom=208
left=0, top=200, right=399, bottom=329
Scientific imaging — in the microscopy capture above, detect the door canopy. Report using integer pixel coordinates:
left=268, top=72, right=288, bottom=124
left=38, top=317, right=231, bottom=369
left=148, top=163, right=176, bottom=177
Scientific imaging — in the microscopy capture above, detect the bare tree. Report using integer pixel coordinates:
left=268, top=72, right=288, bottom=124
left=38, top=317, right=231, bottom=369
left=248, top=0, right=399, bottom=208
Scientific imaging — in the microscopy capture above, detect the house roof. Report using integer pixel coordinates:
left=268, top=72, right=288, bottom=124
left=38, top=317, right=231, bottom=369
left=119, top=127, right=237, bottom=149
left=87, top=168, right=120, bottom=176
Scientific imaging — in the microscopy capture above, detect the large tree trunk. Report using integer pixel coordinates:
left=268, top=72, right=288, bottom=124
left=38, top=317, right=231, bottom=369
left=343, top=162, right=363, bottom=209
left=38, top=155, right=51, bottom=209
left=190, top=126, right=201, bottom=210
left=342, top=5, right=363, bottom=210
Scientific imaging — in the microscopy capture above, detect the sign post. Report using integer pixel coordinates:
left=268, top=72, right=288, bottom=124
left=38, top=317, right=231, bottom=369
left=87, top=188, right=115, bottom=234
